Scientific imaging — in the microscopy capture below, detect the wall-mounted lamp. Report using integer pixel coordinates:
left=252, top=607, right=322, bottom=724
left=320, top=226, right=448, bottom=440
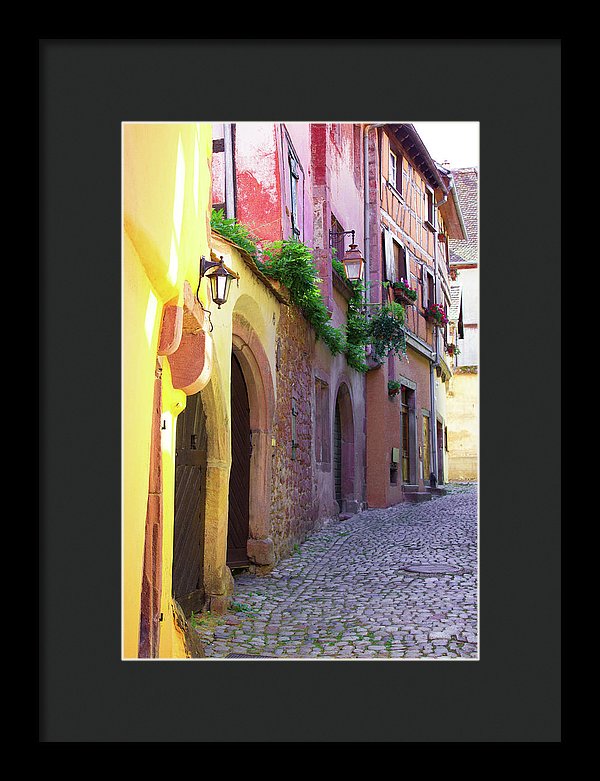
left=199, top=255, right=240, bottom=309
left=329, top=229, right=365, bottom=282
left=341, top=241, right=365, bottom=283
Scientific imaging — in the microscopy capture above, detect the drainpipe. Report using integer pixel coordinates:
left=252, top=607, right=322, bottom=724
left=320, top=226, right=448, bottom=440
left=363, top=123, right=387, bottom=308
left=362, top=122, right=387, bottom=508
left=429, top=211, right=439, bottom=489
left=429, top=171, right=452, bottom=488
left=428, top=168, right=456, bottom=488
left=224, top=123, right=236, bottom=219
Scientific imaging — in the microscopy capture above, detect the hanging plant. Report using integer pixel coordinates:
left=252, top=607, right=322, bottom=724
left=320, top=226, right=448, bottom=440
left=446, top=343, right=461, bottom=356
left=424, top=303, right=448, bottom=327
left=388, top=379, right=402, bottom=396
left=368, top=301, right=407, bottom=361
left=389, top=278, right=418, bottom=305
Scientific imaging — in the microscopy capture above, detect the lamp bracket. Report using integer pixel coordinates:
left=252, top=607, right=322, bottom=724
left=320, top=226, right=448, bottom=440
left=329, top=229, right=356, bottom=247
left=201, top=254, right=240, bottom=281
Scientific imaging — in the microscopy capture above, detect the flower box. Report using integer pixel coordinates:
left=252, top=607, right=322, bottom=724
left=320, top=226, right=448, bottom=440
left=388, top=380, right=402, bottom=397
left=392, top=287, right=417, bottom=307
left=424, top=304, right=448, bottom=328
left=390, top=279, right=418, bottom=307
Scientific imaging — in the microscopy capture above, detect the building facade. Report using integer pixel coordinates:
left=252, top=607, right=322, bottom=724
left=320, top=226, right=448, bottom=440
left=364, top=124, right=466, bottom=507
left=445, top=166, right=479, bottom=481
left=123, top=123, right=215, bottom=658
left=212, top=122, right=368, bottom=566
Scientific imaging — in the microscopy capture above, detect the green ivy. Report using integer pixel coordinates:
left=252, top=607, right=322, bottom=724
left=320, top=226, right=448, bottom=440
left=345, top=280, right=370, bottom=372
left=330, top=248, right=347, bottom=280
left=260, top=239, right=346, bottom=356
left=209, top=209, right=377, bottom=371
left=210, top=208, right=260, bottom=260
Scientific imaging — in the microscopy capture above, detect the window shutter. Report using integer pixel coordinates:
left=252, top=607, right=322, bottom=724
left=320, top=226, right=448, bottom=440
left=384, top=228, right=396, bottom=283
left=421, top=265, right=428, bottom=308
left=401, top=246, right=409, bottom=282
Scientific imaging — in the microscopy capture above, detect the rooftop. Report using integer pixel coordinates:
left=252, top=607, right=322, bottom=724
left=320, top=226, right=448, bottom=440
left=448, top=167, right=478, bottom=265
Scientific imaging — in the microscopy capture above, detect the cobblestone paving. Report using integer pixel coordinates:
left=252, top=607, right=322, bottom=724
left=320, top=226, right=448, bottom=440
left=194, top=483, right=478, bottom=660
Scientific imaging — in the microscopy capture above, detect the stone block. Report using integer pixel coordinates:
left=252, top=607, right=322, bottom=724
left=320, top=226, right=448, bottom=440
left=247, top=537, right=275, bottom=566
left=209, top=594, right=232, bottom=615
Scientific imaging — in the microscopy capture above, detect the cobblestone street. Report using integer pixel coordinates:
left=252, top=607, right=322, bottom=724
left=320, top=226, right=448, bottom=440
left=194, top=483, right=478, bottom=660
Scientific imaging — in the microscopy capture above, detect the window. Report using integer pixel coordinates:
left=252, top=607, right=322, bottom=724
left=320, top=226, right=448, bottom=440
left=428, top=271, right=435, bottom=305
left=315, top=378, right=331, bottom=464
left=330, top=214, right=345, bottom=263
left=394, top=242, right=408, bottom=282
left=388, top=149, right=402, bottom=194
left=383, top=230, right=408, bottom=284
left=421, top=265, right=435, bottom=308
left=389, top=150, right=397, bottom=189
left=289, top=152, right=300, bottom=239
left=425, top=186, right=435, bottom=229
left=353, top=124, right=362, bottom=186
left=331, top=123, right=342, bottom=149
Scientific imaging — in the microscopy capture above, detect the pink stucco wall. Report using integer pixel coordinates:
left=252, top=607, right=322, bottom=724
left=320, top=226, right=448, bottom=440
left=231, top=123, right=368, bottom=522
left=234, top=123, right=282, bottom=243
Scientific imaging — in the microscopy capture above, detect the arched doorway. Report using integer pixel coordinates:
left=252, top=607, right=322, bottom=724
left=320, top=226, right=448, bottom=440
left=172, top=391, right=207, bottom=617
left=227, top=351, right=251, bottom=568
left=333, top=382, right=355, bottom=513
left=333, top=400, right=342, bottom=508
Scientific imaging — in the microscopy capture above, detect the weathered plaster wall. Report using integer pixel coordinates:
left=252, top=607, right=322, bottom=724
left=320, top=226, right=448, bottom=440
left=123, top=122, right=214, bottom=659
left=456, top=266, right=479, bottom=366
left=234, top=123, right=282, bottom=243
left=434, top=373, right=449, bottom=484
left=446, top=370, right=479, bottom=481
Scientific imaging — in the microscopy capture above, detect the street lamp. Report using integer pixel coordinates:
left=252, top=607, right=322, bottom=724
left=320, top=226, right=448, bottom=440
left=341, top=240, right=365, bottom=283
left=199, top=255, right=240, bottom=309
left=329, top=228, right=365, bottom=283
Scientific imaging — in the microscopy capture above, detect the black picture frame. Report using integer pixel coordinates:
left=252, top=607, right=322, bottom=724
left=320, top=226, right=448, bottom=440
left=40, top=38, right=561, bottom=743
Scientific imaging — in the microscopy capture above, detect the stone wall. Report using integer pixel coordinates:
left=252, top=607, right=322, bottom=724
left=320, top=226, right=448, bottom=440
left=269, top=304, right=319, bottom=559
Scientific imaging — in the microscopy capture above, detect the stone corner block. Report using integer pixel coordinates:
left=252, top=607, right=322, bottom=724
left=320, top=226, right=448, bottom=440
left=342, top=499, right=361, bottom=515
left=247, top=537, right=275, bottom=566
left=209, top=594, right=231, bottom=616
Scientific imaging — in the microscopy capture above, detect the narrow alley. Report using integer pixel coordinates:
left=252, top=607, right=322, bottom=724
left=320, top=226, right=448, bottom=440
left=194, top=483, right=478, bottom=660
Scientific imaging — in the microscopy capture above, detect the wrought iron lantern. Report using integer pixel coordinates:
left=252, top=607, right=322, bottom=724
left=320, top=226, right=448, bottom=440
left=329, top=228, right=365, bottom=282
left=341, top=241, right=365, bottom=282
left=199, top=255, right=240, bottom=308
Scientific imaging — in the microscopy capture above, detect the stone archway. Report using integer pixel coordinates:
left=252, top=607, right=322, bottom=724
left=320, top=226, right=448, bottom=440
left=231, top=313, right=276, bottom=568
left=334, top=381, right=357, bottom=514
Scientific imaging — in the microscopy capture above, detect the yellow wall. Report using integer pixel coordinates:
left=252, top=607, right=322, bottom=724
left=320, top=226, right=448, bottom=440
left=122, top=122, right=213, bottom=659
left=446, top=371, right=479, bottom=481
left=200, top=235, right=281, bottom=599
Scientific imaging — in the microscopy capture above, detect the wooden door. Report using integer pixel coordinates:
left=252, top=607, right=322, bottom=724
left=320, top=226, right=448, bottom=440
left=173, top=391, right=206, bottom=617
left=227, top=352, right=251, bottom=568
left=333, top=401, right=342, bottom=506
left=422, top=414, right=431, bottom=485
left=437, top=420, right=444, bottom=485
left=401, top=391, right=410, bottom=483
